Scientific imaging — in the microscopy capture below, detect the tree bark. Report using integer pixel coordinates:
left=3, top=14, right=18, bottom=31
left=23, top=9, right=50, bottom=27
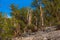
left=40, top=6, right=44, bottom=26
left=28, top=9, right=32, bottom=25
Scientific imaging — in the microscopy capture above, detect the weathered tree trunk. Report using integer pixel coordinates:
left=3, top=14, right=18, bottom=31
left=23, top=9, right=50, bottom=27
left=27, top=9, right=32, bottom=25
left=40, top=6, right=44, bottom=26
left=27, top=9, right=29, bottom=24
left=28, top=9, right=32, bottom=25
left=24, top=9, right=33, bottom=34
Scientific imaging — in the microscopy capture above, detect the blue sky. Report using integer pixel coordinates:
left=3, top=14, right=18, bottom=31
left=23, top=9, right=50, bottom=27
left=0, top=0, right=32, bottom=17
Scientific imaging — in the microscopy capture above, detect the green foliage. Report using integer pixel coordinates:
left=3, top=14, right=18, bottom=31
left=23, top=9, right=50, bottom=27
left=32, top=0, right=60, bottom=26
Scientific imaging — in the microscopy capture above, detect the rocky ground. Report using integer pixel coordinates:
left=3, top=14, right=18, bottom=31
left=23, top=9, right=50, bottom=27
left=12, top=26, right=60, bottom=40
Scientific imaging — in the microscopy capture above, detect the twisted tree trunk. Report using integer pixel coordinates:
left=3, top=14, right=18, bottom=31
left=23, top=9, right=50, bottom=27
left=40, top=6, right=44, bottom=26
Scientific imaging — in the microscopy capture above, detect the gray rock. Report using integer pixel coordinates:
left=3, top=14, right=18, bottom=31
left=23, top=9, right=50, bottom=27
left=12, top=27, right=60, bottom=40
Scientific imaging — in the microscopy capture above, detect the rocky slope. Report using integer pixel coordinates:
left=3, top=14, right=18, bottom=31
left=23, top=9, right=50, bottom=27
left=12, top=26, right=60, bottom=40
